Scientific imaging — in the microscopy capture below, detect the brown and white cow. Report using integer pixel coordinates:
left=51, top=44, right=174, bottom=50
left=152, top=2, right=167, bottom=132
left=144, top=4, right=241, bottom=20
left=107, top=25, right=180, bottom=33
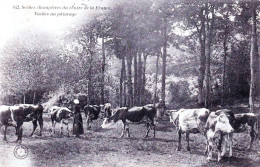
left=205, top=110, right=234, bottom=161
left=233, top=113, right=258, bottom=150
left=101, top=106, right=156, bottom=138
left=173, top=108, right=210, bottom=151
left=0, top=104, right=43, bottom=142
left=50, top=106, right=74, bottom=136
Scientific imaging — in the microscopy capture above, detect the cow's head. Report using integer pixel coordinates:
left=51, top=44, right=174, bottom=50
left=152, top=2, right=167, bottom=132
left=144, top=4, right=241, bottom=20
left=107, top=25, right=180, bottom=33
left=101, top=108, right=123, bottom=128
left=215, top=113, right=234, bottom=134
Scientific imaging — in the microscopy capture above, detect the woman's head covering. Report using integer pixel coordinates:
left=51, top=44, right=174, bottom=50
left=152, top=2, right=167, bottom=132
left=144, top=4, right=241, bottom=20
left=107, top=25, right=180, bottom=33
left=73, top=99, right=80, bottom=104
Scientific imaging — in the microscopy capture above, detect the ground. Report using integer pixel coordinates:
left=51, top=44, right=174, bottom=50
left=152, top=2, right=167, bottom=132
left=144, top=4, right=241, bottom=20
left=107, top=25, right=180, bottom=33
left=0, top=110, right=259, bottom=167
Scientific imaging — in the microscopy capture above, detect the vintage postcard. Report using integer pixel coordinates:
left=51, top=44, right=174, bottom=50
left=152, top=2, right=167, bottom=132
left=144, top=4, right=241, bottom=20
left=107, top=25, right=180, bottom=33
left=0, top=0, right=259, bottom=166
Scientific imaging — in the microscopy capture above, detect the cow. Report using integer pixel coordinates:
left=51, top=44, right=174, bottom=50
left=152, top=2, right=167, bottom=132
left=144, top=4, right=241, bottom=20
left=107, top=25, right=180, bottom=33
left=50, top=106, right=74, bottom=136
left=165, top=110, right=178, bottom=127
left=0, top=104, right=43, bottom=143
left=205, top=110, right=234, bottom=161
left=15, top=104, right=44, bottom=137
left=83, top=104, right=102, bottom=129
left=172, top=108, right=210, bottom=151
left=233, top=113, right=258, bottom=151
left=101, top=103, right=112, bottom=118
left=0, top=105, right=17, bottom=141
left=101, top=106, right=156, bottom=138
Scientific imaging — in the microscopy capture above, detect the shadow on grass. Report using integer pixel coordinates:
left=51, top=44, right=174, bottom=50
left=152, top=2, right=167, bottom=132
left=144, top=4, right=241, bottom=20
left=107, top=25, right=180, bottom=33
left=201, top=156, right=259, bottom=167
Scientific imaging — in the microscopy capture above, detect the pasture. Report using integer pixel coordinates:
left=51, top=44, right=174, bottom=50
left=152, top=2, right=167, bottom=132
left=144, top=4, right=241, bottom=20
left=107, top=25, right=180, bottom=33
left=0, top=111, right=259, bottom=167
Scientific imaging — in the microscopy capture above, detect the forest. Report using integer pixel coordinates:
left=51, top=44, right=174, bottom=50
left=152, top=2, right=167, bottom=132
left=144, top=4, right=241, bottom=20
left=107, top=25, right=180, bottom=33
left=0, top=0, right=259, bottom=113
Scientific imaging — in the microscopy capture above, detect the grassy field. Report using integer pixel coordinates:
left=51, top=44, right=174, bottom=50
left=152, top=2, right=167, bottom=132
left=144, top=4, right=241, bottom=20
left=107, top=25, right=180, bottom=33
left=0, top=112, right=259, bottom=167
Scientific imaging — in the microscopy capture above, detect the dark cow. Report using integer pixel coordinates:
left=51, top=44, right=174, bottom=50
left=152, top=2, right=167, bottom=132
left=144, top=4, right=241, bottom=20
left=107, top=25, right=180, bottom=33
left=205, top=110, right=234, bottom=161
left=0, top=104, right=43, bottom=142
left=50, top=106, right=73, bottom=136
left=172, top=108, right=210, bottom=151
left=101, top=106, right=156, bottom=138
left=233, top=113, right=258, bottom=150
left=15, top=104, right=44, bottom=137
left=83, top=104, right=102, bottom=129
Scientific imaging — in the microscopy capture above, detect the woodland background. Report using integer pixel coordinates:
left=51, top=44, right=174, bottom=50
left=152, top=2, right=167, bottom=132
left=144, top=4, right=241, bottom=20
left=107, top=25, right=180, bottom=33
left=0, top=0, right=259, bottom=113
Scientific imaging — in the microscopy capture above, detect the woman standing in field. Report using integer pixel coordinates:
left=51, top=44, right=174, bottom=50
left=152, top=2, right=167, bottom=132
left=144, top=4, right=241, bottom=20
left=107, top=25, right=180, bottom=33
left=73, top=99, right=84, bottom=137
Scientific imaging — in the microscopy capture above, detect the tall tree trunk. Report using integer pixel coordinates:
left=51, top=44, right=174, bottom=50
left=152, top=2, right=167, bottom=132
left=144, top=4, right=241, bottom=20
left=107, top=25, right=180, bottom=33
left=33, top=91, right=36, bottom=104
left=126, top=46, right=133, bottom=107
left=134, top=52, right=138, bottom=106
left=137, top=52, right=143, bottom=106
left=23, top=93, right=26, bottom=104
left=123, top=57, right=127, bottom=106
left=249, top=0, right=260, bottom=113
left=221, top=12, right=229, bottom=105
left=205, top=4, right=214, bottom=108
left=162, top=17, right=167, bottom=102
left=120, top=54, right=126, bottom=107
left=88, top=29, right=94, bottom=104
left=141, top=53, right=148, bottom=105
left=197, top=7, right=206, bottom=105
left=153, top=53, right=160, bottom=107
left=101, top=34, right=106, bottom=105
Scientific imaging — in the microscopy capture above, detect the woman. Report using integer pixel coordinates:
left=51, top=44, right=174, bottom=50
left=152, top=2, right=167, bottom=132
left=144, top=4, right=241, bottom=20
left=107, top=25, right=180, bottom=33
left=72, top=99, right=84, bottom=137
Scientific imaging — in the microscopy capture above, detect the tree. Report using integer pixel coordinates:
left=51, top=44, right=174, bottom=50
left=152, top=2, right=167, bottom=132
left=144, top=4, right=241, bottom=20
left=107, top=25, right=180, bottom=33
left=249, top=0, right=260, bottom=113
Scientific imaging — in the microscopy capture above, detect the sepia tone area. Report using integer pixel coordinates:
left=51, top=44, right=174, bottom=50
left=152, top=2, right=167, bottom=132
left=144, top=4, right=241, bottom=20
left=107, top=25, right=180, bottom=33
left=0, top=0, right=260, bottom=166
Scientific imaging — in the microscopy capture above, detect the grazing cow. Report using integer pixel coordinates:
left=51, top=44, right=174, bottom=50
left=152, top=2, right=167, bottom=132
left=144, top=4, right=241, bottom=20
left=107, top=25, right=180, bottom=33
left=101, top=103, right=112, bottom=118
left=205, top=110, right=234, bottom=161
left=15, top=104, right=44, bottom=137
left=101, top=106, right=156, bottom=138
left=173, top=108, right=210, bottom=151
left=0, top=104, right=43, bottom=142
left=233, top=113, right=258, bottom=150
left=50, top=106, right=73, bottom=136
left=83, top=105, right=102, bottom=129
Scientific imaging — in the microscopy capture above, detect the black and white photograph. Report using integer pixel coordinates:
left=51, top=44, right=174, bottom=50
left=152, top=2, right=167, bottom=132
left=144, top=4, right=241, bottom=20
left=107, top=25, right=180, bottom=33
left=0, top=0, right=260, bottom=166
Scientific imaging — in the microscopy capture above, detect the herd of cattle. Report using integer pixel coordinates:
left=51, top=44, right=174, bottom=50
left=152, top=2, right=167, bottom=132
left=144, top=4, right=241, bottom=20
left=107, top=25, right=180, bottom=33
left=0, top=102, right=258, bottom=162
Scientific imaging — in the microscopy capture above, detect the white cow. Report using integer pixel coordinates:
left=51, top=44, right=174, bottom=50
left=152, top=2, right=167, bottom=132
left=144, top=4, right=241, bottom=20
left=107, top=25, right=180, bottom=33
left=172, top=108, right=210, bottom=151
left=205, top=110, right=234, bottom=161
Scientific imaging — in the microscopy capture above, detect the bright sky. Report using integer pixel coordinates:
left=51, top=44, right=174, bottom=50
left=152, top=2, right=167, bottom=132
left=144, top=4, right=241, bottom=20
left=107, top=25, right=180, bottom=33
left=0, top=0, right=113, bottom=50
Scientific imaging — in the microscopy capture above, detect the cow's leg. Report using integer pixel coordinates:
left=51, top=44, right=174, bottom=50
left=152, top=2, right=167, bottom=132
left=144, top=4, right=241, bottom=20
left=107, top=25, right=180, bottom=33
left=52, top=121, right=56, bottom=134
left=38, top=116, right=43, bottom=136
left=221, top=135, right=227, bottom=157
left=205, top=136, right=209, bottom=155
left=247, top=125, right=255, bottom=151
left=60, top=120, right=64, bottom=136
left=120, top=122, right=126, bottom=138
left=228, top=133, right=233, bottom=157
left=3, top=125, right=8, bottom=141
left=126, top=123, right=130, bottom=137
left=217, top=134, right=223, bottom=162
left=152, top=122, right=156, bottom=138
left=66, top=123, right=70, bottom=137
left=207, top=139, right=213, bottom=161
left=176, top=129, right=182, bottom=151
left=86, top=115, right=91, bottom=130
left=206, top=130, right=214, bottom=161
left=30, top=120, right=37, bottom=137
left=144, top=123, right=151, bottom=138
left=186, top=133, right=190, bottom=151
left=16, top=122, right=23, bottom=143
